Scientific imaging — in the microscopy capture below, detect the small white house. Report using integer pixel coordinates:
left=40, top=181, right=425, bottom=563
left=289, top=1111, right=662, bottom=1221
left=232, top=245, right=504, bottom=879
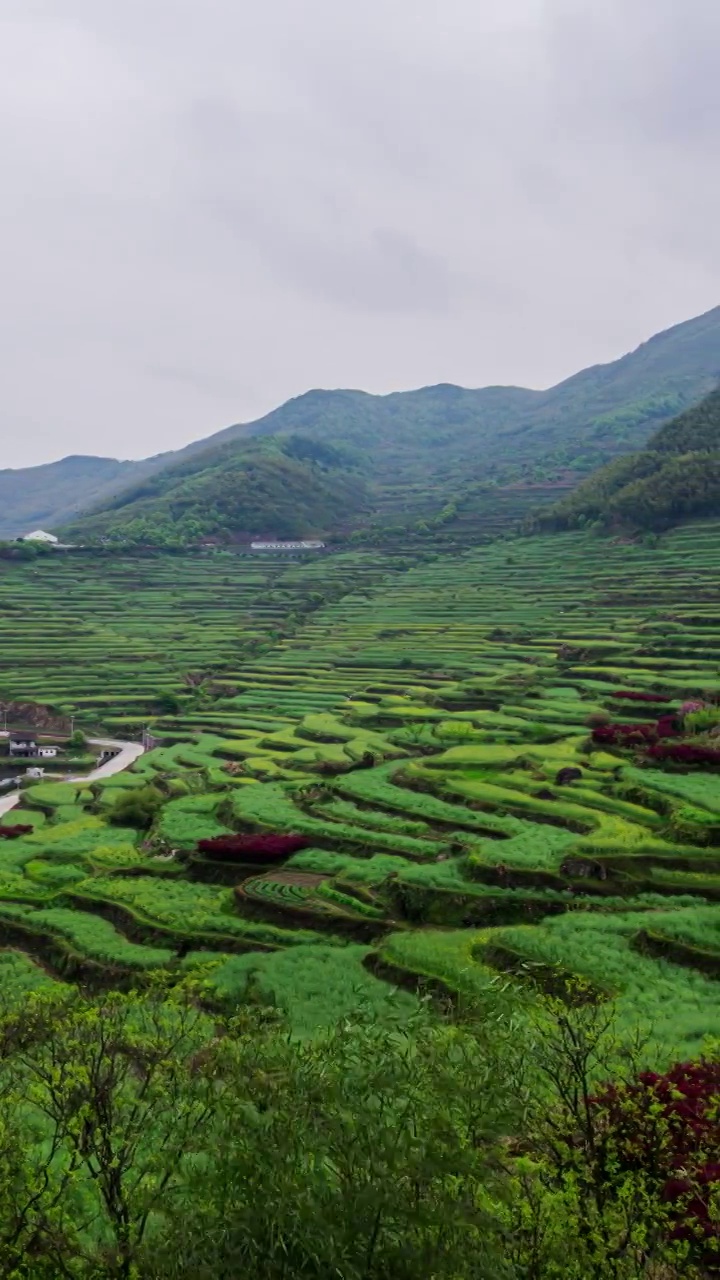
left=20, top=530, right=58, bottom=544
left=25, top=767, right=44, bottom=780
left=37, top=746, right=58, bottom=759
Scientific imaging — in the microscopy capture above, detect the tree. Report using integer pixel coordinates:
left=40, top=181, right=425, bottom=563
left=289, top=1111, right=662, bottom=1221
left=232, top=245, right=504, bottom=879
left=0, top=981, right=707, bottom=1279
left=108, top=785, right=163, bottom=830
left=154, top=693, right=181, bottom=716
left=148, top=1004, right=522, bottom=1280
left=0, top=982, right=218, bottom=1278
left=500, top=996, right=702, bottom=1280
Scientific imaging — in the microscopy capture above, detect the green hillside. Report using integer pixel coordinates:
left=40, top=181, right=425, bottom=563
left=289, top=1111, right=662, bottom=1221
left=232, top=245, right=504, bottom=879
left=539, top=385, right=720, bottom=532
left=4, top=303, right=720, bottom=542
left=63, top=438, right=369, bottom=545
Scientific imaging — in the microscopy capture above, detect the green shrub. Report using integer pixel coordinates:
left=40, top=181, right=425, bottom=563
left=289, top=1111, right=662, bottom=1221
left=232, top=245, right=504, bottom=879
left=108, top=785, right=164, bottom=830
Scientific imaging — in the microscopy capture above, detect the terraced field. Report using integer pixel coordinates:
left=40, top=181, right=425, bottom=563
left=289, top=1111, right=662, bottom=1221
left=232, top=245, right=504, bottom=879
left=0, top=548, right=413, bottom=726
left=1, top=521, right=720, bottom=1053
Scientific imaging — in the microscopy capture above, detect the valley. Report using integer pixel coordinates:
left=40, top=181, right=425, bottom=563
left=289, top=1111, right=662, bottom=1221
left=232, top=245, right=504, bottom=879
left=1, top=520, right=719, bottom=1055
left=0, top=378, right=718, bottom=1276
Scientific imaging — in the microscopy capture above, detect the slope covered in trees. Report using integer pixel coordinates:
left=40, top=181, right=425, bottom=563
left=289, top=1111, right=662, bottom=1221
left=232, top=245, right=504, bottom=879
left=3, top=303, right=719, bottom=540
left=63, top=438, right=369, bottom=545
left=538, top=386, right=720, bottom=532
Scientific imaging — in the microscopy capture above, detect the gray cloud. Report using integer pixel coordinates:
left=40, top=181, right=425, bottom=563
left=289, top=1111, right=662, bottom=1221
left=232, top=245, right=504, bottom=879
left=1, top=0, right=719, bottom=466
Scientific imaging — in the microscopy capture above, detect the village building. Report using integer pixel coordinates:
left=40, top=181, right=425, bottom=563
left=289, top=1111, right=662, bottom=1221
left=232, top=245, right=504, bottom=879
left=8, top=734, right=38, bottom=757
left=7, top=735, right=59, bottom=759
left=18, top=530, right=59, bottom=544
left=250, top=540, right=325, bottom=551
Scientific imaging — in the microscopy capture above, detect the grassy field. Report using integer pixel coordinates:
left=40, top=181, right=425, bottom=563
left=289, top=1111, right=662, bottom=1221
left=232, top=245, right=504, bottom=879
left=1, top=522, right=719, bottom=1052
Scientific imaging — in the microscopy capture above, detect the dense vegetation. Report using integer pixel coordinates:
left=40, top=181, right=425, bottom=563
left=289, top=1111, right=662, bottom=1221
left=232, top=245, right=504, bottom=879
left=63, top=439, right=369, bottom=545
left=0, top=981, right=713, bottom=1278
left=539, top=386, right=720, bottom=532
left=4, top=304, right=719, bottom=542
left=1, top=499, right=720, bottom=1268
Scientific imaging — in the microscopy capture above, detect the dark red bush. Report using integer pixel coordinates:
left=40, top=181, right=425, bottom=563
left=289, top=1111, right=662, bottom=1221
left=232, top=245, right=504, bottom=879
left=647, top=743, right=720, bottom=767
left=592, top=717, right=683, bottom=747
left=0, top=825, right=33, bottom=840
left=610, top=691, right=671, bottom=704
left=196, top=833, right=309, bottom=862
left=592, top=723, right=658, bottom=745
left=655, top=714, right=682, bottom=738
left=591, top=1060, right=720, bottom=1260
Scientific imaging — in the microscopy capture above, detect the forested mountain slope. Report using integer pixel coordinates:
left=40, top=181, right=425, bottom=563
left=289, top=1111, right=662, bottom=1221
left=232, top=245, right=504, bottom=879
left=3, top=303, right=720, bottom=540
left=537, top=386, right=720, bottom=532
left=62, top=438, right=370, bottom=545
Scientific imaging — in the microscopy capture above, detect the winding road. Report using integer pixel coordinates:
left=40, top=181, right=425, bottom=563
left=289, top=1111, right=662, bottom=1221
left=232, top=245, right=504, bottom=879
left=0, top=736, right=144, bottom=820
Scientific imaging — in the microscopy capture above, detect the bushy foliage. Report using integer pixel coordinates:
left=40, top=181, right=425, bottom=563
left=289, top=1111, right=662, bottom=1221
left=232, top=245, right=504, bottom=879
left=197, top=833, right=310, bottom=861
left=593, top=722, right=659, bottom=745
left=592, top=715, right=683, bottom=747
left=656, top=713, right=682, bottom=738
left=648, top=742, right=720, bottom=767
left=108, top=784, right=164, bottom=830
left=611, top=690, right=672, bottom=704
left=0, top=982, right=706, bottom=1279
left=683, top=702, right=720, bottom=735
left=591, top=1060, right=720, bottom=1263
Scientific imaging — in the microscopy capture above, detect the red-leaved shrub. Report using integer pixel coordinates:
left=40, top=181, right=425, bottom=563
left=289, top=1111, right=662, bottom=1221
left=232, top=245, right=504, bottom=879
left=591, top=1060, right=720, bottom=1259
left=592, top=717, right=681, bottom=747
left=196, top=834, right=309, bottom=861
left=610, top=691, right=671, bottom=704
left=0, top=825, right=33, bottom=840
left=647, top=743, right=720, bottom=767
left=592, top=723, right=658, bottom=745
left=655, top=714, right=682, bottom=739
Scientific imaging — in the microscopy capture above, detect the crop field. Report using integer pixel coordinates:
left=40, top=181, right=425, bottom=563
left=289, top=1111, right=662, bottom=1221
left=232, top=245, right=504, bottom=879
left=0, top=521, right=719, bottom=1050
left=0, top=548, right=413, bottom=723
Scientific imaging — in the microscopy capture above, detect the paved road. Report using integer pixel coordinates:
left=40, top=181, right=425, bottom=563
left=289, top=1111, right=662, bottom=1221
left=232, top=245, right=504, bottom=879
left=0, top=735, right=144, bottom=820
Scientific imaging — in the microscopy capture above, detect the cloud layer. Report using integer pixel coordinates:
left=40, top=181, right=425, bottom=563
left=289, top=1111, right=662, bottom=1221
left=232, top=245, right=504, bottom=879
left=2, top=0, right=719, bottom=465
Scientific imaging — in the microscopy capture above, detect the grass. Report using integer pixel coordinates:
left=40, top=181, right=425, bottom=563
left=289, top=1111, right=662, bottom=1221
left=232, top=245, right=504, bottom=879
left=202, top=943, right=417, bottom=1035
left=486, top=911, right=720, bottom=1062
left=72, top=876, right=344, bottom=949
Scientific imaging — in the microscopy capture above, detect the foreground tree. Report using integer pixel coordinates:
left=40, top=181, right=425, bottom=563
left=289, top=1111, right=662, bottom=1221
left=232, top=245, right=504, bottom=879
left=0, top=980, right=711, bottom=1278
left=501, top=996, right=707, bottom=1279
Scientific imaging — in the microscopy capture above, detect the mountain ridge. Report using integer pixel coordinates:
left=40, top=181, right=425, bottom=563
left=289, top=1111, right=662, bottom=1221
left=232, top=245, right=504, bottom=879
left=2, top=303, right=719, bottom=540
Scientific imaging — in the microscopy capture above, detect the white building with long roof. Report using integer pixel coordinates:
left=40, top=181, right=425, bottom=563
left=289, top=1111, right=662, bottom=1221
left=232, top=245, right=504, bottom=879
left=19, top=530, right=59, bottom=543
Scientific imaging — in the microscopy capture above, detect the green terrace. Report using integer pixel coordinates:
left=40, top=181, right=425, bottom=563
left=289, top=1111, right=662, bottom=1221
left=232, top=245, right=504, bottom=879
left=0, top=521, right=719, bottom=1047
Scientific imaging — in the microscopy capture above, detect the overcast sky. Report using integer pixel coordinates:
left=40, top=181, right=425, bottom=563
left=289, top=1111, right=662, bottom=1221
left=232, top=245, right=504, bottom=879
left=2, top=0, right=720, bottom=468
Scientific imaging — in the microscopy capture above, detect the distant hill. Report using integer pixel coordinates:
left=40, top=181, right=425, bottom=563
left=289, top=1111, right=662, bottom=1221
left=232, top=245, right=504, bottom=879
left=3, top=303, right=720, bottom=542
left=537, top=386, right=720, bottom=532
left=0, top=456, right=140, bottom=540
left=63, top=437, right=370, bottom=546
